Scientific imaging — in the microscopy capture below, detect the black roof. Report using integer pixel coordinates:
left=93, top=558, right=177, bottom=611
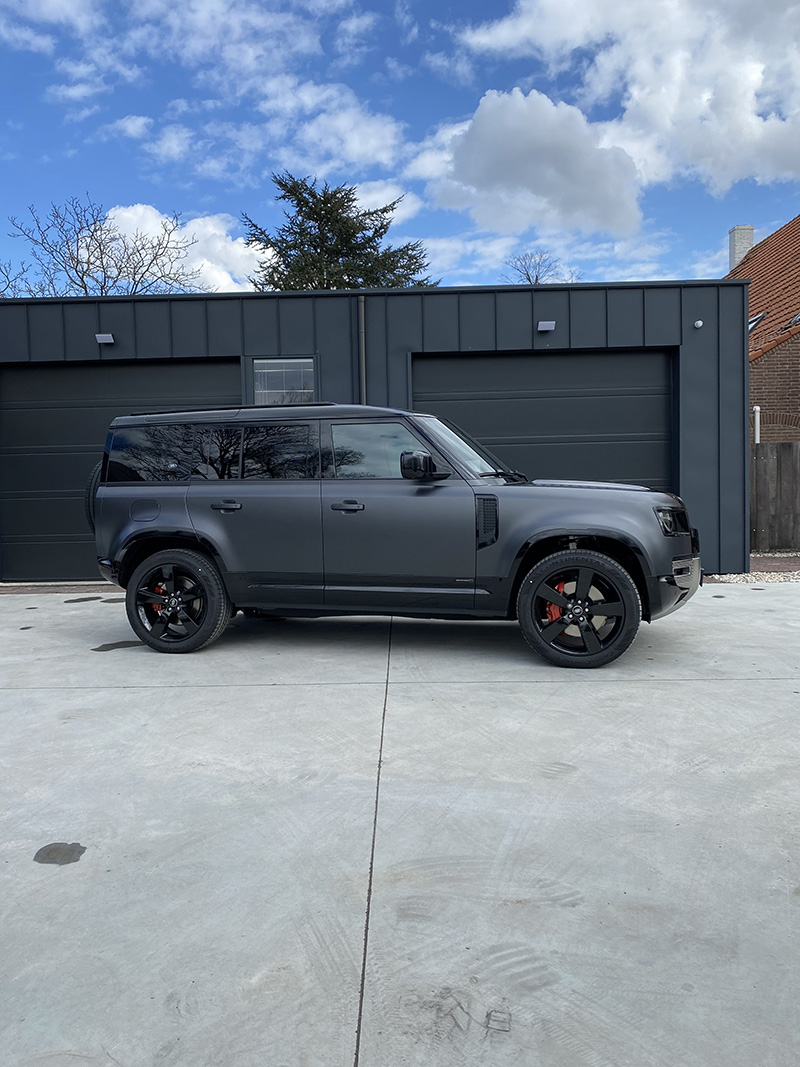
left=113, top=403, right=413, bottom=426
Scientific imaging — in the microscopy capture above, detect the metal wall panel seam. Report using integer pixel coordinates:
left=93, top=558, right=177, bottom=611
left=167, top=299, right=174, bottom=359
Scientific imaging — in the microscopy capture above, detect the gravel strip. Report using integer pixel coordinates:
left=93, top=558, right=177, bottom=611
left=705, top=553, right=800, bottom=583
left=705, top=571, right=800, bottom=583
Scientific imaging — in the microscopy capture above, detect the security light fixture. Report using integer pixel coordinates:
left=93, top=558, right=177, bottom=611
left=95, top=333, right=115, bottom=344
left=537, top=321, right=556, bottom=332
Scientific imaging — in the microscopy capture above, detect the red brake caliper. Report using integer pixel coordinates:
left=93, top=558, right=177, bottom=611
left=546, top=580, right=566, bottom=623
left=153, top=583, right=165, bottom=612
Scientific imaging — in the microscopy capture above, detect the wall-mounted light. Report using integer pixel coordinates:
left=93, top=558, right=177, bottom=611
left=537, top=321, right=556, bottom=332
left=95, top=333, right=115, bottom=344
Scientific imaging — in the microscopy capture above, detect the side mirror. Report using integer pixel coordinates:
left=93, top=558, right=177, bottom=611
left=400, top=450, right=451, bottom=481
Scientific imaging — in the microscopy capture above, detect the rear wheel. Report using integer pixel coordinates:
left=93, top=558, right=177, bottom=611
left=517, top=550, right=641, bottom=668
left=125, top=549, right=230, bottom=653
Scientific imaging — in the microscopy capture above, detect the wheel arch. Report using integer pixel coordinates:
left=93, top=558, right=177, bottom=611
left=116, top=532, right=226, bottom=589
left=509, top=533, right=653, bottom=621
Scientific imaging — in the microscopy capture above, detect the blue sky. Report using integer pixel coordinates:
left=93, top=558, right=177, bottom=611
left=1, top=0, right=800, bottom=291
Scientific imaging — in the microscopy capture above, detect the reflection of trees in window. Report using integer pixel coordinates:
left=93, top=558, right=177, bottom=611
left=333, top=449, right=372, bottom=476
left=242, top=425, right=316, bottom=479
left=204, top=427, right=242, bottom=479
left=331, top=422, right=422, bottom=478
left=109, top=425, right=200, bottom=482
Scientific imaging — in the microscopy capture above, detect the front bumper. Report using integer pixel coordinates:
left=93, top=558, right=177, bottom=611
left=646, top=555, right=702, bottom=621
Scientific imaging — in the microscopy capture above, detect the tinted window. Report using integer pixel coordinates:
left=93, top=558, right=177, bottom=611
left=194, top=427, right=242, bottom=480
left=107, top=425, right=201, bottom=482
left=242, top=424, right=317, bottom=479
left=331, top=422, right=424, bottom=479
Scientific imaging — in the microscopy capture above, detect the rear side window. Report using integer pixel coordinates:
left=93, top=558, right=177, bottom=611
left=197, top=427, right=242, bottom=480
left=106, top=425, right=201, bottom=482
left=242, top=424, right=317, bottom=479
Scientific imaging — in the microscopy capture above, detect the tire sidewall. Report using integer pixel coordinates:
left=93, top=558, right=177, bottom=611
left=517, top=550, right=641, bottom=668
left=125, top=549, right=230, bottom=653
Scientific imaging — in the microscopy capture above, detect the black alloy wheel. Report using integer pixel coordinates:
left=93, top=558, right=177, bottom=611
left=517, top=550, right=641, bottom=668
left=125, top=549, right=230, bottom=653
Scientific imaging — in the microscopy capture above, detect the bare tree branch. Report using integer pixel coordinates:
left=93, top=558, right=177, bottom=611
left=0, top=259, right=30, bottom=298
left=502, top=249, right=583, bottom=285
left=7, top=195, right=213, bottom=296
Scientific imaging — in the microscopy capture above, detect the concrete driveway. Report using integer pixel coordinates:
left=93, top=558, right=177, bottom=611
left=1, top=584, right=799, bottom=1067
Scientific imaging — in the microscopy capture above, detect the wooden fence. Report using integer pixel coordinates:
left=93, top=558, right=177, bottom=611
left=750, top=442, right=800, bottom=551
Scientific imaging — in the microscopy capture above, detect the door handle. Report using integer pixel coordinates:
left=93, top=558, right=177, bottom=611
left=210, top=500, right=242, bottom=510
left=330, top=500, right=365, bottom=512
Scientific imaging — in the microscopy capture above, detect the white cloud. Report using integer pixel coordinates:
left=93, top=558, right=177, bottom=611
left=384, top=56, right=413, bottom=80
left=405, top=122, right=469, bottom=180
left=423, top=233, right=518, bottom=280
left=0, top=15, right=54, bottom=52
left=109, top=204, right=260, bottom=291
left=334, top=11, right=378, bottom=64
left=143, top=124, right=194, bottom=163
left=461, top=0, right=800, bottom=194
left=394, top=0, right=418, bottom=44
left=691, top=245, right=729, bottom=279
left=431, top=88, right=642, bottom=236
left=422, top=50, right=473, bottom=86
left=98, top=114, right=153, bottom=139
left=46, top=80, right=106, bottom=102
left=1, top=0, right=105, bottom=37
left=124, top=0, right=322, bottom=95
left=356, top=180, right=423, bottom=223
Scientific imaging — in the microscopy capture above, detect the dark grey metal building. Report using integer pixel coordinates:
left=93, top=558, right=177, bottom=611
left=0, top=281, right=748, bottom=580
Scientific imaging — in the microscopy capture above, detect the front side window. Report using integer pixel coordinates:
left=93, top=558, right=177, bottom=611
left=331, top=422, right=426, bottom=479
left=242, top=424, right=317, bottom=479
left=107, top=425, right=201, bottom=482
left=253, top=358, right=315, bottom=405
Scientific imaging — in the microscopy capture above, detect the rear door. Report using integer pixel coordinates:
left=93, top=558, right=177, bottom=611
left=186, top=420, right=323, bottom=608
left=321, top=418, right=477, bottom=612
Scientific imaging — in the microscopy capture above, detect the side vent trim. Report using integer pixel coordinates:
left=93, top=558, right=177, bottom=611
left=476, top=495, right=498, bottom=549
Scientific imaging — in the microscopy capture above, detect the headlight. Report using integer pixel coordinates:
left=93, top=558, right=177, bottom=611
left=654, top=506, right=689, bottom=535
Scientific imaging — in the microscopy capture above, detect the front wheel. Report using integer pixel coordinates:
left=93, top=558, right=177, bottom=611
left=125, top=549, right=230, bottom=653
left=517, top=550, right=641, bottom=668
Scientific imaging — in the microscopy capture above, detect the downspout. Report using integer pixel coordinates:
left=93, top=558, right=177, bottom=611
left=753, top=404, right=761, bottom=444
left=358, top=293, right=367, bottom=405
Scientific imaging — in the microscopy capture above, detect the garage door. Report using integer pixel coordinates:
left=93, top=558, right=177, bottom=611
left=0, top=359, right=241, bottom=581
left=412, top=349, right=674, bottom=492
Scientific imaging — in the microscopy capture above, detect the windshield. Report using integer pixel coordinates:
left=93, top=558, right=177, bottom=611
left=415, top=415, right=520, bottom=479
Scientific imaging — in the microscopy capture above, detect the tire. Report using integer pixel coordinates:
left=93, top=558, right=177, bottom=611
left=125, top=549, right=231, bottom=654
left=516, top=550, right=641, bottom=668
left=84, top=461, right=102, bottom=533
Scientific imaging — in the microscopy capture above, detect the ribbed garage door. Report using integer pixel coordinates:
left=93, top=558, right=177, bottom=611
left=412, top=349, right=674, bottom=491
left=0, top=359, right=241, bottom=581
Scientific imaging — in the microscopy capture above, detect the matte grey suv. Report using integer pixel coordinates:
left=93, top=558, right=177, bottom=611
left=93, top=403, right=700, bottom=667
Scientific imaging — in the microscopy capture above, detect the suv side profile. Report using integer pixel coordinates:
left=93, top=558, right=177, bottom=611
left=93, top=403, right=701, bottom=668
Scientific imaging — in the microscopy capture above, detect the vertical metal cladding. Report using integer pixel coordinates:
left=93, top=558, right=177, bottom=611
left=0, top=282, right=748, bottom=578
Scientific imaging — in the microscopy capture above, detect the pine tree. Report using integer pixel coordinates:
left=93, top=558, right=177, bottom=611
left=242, top=172, right=436, bottom=290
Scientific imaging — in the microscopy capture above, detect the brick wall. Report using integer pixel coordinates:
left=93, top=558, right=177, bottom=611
left=749, top=334, right=800, bottom=443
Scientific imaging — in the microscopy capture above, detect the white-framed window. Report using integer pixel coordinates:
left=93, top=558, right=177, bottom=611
left=250, top=357, right=316, bottom=405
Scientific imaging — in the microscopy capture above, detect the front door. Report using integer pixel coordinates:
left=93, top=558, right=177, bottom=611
left=321, top=419, right=477, bottom=612
left=186, top=420, right=323, bottom=608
